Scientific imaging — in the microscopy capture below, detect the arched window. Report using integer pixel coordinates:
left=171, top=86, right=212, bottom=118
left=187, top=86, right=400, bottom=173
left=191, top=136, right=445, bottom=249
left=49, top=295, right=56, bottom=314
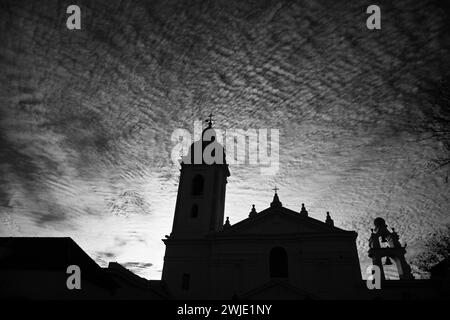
left=270, top=247, right=288, bottom=278
left=191, top=204, right=198, bottom=218
left=192, top=174, right=204, bottom=196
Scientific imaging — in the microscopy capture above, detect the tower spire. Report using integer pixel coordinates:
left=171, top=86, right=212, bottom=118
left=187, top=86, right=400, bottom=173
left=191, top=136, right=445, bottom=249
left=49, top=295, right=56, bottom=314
left=169, top=113, right=229, bottom=237
left=205, top=112, right=214, bottom=128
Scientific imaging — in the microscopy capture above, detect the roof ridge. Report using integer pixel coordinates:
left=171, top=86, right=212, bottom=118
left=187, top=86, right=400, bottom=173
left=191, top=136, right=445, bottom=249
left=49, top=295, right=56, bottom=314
left=217, top=205, right=349, bottom=235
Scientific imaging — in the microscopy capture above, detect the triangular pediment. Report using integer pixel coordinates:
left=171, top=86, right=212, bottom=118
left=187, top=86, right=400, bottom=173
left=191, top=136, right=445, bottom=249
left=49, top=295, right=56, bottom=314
left=216, top=206, right=350, bottom=237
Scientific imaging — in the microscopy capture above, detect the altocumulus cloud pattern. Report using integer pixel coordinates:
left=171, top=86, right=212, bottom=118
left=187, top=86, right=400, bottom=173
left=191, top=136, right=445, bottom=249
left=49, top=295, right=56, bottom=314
left=0, top=0, right=449, bottom=278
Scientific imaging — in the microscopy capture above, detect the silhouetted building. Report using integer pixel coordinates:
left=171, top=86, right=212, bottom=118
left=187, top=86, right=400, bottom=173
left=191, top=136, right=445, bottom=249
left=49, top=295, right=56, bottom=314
left=162, top=126, right=362, bottom=298
left=0, top=120, right=447, bottom=299
left=0, top=237, right=168, bottom=299
left=160, top=121, right=444, bottom=299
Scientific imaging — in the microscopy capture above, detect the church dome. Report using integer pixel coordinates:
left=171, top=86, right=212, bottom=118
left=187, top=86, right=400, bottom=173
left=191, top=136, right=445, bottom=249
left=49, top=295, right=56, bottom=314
left=182, top=120, right=226, bottom=165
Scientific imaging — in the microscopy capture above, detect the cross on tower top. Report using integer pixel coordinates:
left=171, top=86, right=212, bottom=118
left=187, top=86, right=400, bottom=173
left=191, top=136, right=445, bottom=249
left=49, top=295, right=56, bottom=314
left=205, top=113, right=214, bottom=128
left=272, top=186, right=279, bottom=194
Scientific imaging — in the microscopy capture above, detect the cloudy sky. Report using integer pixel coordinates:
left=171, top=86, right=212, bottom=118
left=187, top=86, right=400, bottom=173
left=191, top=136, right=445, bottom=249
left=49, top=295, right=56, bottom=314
left=0, top=0, right=449, bottom=279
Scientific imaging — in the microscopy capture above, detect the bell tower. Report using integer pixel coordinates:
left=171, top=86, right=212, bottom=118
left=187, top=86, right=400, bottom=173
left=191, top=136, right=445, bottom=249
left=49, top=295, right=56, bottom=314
left=368, top=217, right=414, bottom=280
left=170, top=114, right=230, bottom=238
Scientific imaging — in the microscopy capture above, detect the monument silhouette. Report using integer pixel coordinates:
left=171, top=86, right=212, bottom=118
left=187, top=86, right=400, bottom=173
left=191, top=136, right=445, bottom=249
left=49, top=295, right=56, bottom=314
left=0, top=117, right=448, bottom=299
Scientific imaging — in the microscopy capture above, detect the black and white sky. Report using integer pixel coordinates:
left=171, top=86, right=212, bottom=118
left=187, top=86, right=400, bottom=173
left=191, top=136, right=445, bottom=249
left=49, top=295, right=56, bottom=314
left=0, top=0, right=449, bottom=279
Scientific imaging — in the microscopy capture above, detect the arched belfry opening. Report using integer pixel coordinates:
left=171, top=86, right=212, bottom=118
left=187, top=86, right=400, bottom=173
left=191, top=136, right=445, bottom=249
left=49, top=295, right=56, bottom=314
left=192, top=174, right=204, bottom=196
left=270, top=247, right=288, bottom=278
left=382, top=256, right=400, bottom=280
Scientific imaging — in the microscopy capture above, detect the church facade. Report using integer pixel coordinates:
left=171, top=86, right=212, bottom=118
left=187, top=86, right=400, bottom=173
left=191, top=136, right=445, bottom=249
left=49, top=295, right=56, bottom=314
left=162, top=191, right=363, bottom=299
left=162, top=122, right=363, bottom=299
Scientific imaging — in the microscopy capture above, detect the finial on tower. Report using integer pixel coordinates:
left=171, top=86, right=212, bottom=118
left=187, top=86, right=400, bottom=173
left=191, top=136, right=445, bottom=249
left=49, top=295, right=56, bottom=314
left=205, top=112, right=214, bottom=128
